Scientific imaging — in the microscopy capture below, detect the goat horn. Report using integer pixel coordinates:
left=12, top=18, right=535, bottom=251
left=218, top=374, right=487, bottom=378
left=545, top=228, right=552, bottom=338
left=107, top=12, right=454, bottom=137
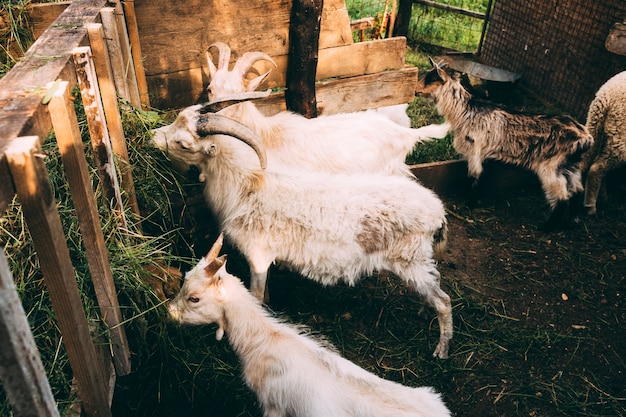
left=205, top=232, right=224, bottom=262
left=199, top=89, right=272, bottom=114
left=204, top=255, right=227, bottom=277
left=208, top=42, right=231, bottom=70
left=232, top=51, right=277, bottom=79
left=196, top=113, right=268, bottom=169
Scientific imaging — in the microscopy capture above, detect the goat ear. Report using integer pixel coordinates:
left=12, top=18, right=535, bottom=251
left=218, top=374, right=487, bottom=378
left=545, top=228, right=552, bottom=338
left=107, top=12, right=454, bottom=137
left=204, top=254, right=227, bottom=278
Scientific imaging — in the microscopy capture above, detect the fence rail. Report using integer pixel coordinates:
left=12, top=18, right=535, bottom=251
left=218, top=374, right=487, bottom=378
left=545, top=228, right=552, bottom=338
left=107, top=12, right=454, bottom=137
left=0, top=0, right=147, bottom=415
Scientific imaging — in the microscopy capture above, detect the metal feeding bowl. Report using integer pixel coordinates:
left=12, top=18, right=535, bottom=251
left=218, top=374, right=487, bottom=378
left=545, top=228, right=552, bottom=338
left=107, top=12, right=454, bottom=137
left=438, top=56, right=521, bottom=83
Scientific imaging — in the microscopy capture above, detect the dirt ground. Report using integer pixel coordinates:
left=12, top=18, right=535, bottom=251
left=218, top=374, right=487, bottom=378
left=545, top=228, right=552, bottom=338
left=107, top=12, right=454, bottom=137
left=112, top=164, right=625, bottom=417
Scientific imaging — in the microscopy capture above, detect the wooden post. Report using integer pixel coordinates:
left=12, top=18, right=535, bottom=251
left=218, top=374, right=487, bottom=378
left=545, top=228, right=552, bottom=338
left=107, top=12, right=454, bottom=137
left=86, top=22, right=141, bottom=219
left=393, top=0, right=413, bottom=38
left=5, top=136, right=112, bottom=417
left=0, top=246, right=60, bottom=417
left=285, top=0, right=323, bottom=118
left=100, top=6, right=141, bottom=107
left=48, top=79, right=132, bottom=376
left=121, top=0, right=151, bottom=109
left=72, top=48, right=128, bottom=229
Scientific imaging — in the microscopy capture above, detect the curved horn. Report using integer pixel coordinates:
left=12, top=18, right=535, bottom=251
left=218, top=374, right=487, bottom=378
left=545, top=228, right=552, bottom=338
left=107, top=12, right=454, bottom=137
left=208, top=42, right=232, bottom=71
left=196, top=114, right=267, bottom=169
left=199, top=89, right=272, bottom=114
left=232, top=51, right=276, bottom=79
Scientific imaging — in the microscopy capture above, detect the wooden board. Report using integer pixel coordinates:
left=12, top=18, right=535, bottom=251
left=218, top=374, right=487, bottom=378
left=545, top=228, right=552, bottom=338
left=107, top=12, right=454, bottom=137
left=134, top=0, right=351, bottom=76
left=26, top=1, right=71, bottom=39
left=315, top=67, right=418, bottom=115
left=254, top=67, right=419, bottom=116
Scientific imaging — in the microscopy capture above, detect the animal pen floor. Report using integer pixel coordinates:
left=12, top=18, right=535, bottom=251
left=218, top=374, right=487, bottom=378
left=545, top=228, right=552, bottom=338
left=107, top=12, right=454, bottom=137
left=111, top=166, right=626, bottom=417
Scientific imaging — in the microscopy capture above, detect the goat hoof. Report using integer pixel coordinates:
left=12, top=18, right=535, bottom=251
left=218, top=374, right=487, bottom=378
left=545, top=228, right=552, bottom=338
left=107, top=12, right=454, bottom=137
left=432, top=342, right=449, bottom=359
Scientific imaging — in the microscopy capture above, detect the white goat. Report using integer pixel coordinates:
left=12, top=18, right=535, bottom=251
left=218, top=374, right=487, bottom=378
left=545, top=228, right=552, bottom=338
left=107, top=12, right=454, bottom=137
left=168, top=236, right=452, bottom=417
left=203, top=42, right=450, bottom=177
left=152, top=107, right=453, bottom=358
left=416, top=60, right=594, bottom=230
left=581, top=70, right=626, bottom=215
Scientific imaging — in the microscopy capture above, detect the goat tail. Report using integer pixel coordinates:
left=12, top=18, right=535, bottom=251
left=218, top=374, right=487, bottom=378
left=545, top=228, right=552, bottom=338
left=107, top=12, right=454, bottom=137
left=412, top=122, right=451, bottom=143
left=433, top=217, right=448, bottom=260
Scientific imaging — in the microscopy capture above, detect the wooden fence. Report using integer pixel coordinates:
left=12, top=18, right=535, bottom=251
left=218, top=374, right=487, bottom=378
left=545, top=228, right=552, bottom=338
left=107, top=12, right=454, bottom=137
left=0, top=0, right=149, bottom=415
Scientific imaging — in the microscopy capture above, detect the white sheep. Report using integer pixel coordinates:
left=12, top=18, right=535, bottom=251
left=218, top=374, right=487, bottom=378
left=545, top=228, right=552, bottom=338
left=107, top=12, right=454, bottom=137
left=168, top=236, right=452, bottom=417
left=416, top=60, right=594, bottom=230
left=203, top=41, right=450, bottom=177
left=581, top=70, right=626, bottom=215
left=151, top=108, right=453, bottom=358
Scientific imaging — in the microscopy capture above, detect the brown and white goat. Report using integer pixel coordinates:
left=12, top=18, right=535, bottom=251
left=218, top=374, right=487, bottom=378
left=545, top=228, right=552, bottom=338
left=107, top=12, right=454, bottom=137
left=168, top=235, right=452, bottom=417
left=416, top=61, right=594, bottom=230
left=152, top=99, right=453, bottom=358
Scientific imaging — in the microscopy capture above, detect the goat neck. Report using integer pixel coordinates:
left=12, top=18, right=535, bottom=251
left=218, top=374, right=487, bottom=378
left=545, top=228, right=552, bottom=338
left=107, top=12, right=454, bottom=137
left=432, top=77, right=472, bottom=127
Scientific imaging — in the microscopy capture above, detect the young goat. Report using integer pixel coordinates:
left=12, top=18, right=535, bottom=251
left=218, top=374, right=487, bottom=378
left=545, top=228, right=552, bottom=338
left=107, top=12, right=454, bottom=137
left=581, top=70, right=626, bottom=215
left=168, top=236, right=452, bottom=417
left=202, top=42, right=450, bottom=177
left=152, top=104, right=453, bottom=358
left=416, top=61, right=594, bottom=230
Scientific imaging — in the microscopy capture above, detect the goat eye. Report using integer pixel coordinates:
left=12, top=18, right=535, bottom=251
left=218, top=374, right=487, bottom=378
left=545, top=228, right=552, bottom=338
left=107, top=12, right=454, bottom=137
left=188, top=296, right=200, bottom=303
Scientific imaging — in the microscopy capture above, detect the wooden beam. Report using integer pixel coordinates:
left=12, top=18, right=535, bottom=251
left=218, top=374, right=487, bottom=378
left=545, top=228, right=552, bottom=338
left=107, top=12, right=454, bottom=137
left=6, top=136, right=112, bottom=417
left=0, top=245, right=60, bottom=417
left=48, top=79, right=131, bottom=376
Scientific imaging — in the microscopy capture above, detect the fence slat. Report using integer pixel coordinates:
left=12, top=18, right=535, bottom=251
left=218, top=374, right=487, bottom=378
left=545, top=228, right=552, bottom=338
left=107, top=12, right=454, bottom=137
left=48, top=79, right=132, bottom=376
left=0, top=244, right=60, bottom=417
left=85, top=22, right=140, bottom=219
left=121, top=0, right=151, bottom=109
left=72, top=47, right=128, bottom=229
left=5, top=136, right=112, bottom=417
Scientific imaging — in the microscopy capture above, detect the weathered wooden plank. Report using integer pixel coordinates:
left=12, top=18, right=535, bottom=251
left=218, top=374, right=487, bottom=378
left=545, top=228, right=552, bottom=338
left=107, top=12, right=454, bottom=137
left=255, top=67, right=418, bottom=116
left=26, top=1, right=71, bottom=39
left=121, top=0, right=151, bottom=109
left=86, top=23, right=140, bottom=218
left=6, top=136, right=112, bottom=417
left=48, top=79, right=131, bottom=376
left=100, top=7, right=132, bottom=105
left=0, top=0, right=110, bottom=214
left=0, top=244, right=60, bottom=417
left=314, top=67, right=418, bottom=115
left=265, top=37, right=407, bottom=88
left=72, top=48, right=127, bottom=228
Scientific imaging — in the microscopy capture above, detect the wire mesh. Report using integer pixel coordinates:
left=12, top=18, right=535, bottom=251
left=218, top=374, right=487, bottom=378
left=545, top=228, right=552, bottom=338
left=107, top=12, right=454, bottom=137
left=481, top=0, right=626, bottom=119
